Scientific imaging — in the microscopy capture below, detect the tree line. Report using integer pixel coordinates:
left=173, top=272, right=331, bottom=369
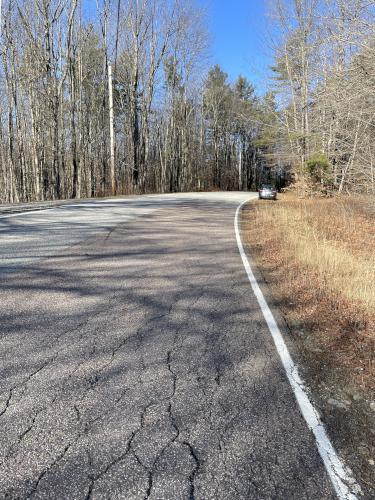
left=3, top=0, right=370, bottom=203
left=269, top=0, right=375, bottom=194
left=0, top=0, right=281, bottom=203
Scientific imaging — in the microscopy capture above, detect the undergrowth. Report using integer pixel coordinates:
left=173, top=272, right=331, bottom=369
left=243, top=193, right=375, bottom=391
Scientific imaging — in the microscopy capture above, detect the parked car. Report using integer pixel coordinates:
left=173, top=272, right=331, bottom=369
left=258, top=184, right=277, bottom=200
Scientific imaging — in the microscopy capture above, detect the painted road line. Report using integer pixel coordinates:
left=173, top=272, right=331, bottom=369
left=235, top=199, right=361, bottom=500
left=0, top=208, right=58, bottom=219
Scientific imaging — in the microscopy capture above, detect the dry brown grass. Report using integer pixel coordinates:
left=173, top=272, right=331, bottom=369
left=242, top=193, right=375, bottom=392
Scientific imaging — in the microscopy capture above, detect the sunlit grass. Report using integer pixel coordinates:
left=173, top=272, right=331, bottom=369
left=242, top=193, right=375, bottom=390
left=251, top=195, right=375, bottom=315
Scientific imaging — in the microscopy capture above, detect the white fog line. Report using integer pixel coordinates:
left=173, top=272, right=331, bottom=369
left=0, top=208, right=58, bottom=219
left=235, top=199, right=361, bottom=500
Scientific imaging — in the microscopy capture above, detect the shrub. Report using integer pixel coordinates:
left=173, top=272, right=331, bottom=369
left=306, top=153, right=333, bottom=191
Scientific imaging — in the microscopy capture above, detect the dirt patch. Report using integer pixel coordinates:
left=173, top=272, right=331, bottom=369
left=241, top=194, right=375, bottom=497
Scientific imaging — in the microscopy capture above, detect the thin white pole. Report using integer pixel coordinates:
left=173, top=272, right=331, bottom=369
left=108, top=61, right=115, bottom=195
left=238, top=147, right=242, bottom=191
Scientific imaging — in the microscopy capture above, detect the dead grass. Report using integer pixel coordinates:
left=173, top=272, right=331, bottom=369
left=242, top=193, right=375, bottom=392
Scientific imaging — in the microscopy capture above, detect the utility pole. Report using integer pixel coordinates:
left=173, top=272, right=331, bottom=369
left=108, top=61, right=115, bottom=195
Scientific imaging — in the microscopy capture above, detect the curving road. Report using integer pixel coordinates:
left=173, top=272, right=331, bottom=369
left=0, top=192, right=339, bottom=499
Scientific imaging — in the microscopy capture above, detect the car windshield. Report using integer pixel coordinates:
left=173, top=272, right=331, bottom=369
left=261, top=185, right=274, bottom=190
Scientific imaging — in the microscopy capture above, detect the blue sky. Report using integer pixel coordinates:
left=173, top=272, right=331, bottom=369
left=83, top=0, right=274, bottom=95
left=198, top=0, right=273, bottom=94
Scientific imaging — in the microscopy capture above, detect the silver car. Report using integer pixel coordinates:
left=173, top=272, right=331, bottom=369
left=258, top=184, right=277, bottom=200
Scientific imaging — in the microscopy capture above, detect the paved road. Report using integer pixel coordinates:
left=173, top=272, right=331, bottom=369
left=0, top=192, right=337, bottom=499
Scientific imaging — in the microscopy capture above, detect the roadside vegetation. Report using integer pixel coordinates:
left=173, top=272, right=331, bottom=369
left=243, top=194, right=374, bottom=392
left=243, top=193, right=375, bottom=490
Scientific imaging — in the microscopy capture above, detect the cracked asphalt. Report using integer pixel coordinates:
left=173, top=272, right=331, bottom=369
left=0, top=192, right=337, bottom=499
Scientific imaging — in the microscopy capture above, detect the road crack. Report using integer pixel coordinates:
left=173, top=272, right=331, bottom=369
left=28, top=442, right=73, bottom=499
left=182, top=441, right=200, bottom=500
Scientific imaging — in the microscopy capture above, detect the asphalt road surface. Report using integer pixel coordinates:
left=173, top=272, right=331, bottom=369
left=0, top=192, right=338, bottom=499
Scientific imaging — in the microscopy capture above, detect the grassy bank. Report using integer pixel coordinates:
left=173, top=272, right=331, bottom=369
left=242, top=193, right=375, bottom=491
left=242, top=193, right=375, bottom=392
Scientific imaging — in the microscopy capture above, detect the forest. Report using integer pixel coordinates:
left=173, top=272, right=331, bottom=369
left=0, top=0, right=374, bottom=203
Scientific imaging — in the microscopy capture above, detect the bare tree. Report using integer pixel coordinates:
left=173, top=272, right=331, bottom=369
left=268, top=0, right=375, bottom=194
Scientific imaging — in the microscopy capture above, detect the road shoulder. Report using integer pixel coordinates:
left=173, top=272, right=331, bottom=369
left=240, top=200, right=375, bottom=499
